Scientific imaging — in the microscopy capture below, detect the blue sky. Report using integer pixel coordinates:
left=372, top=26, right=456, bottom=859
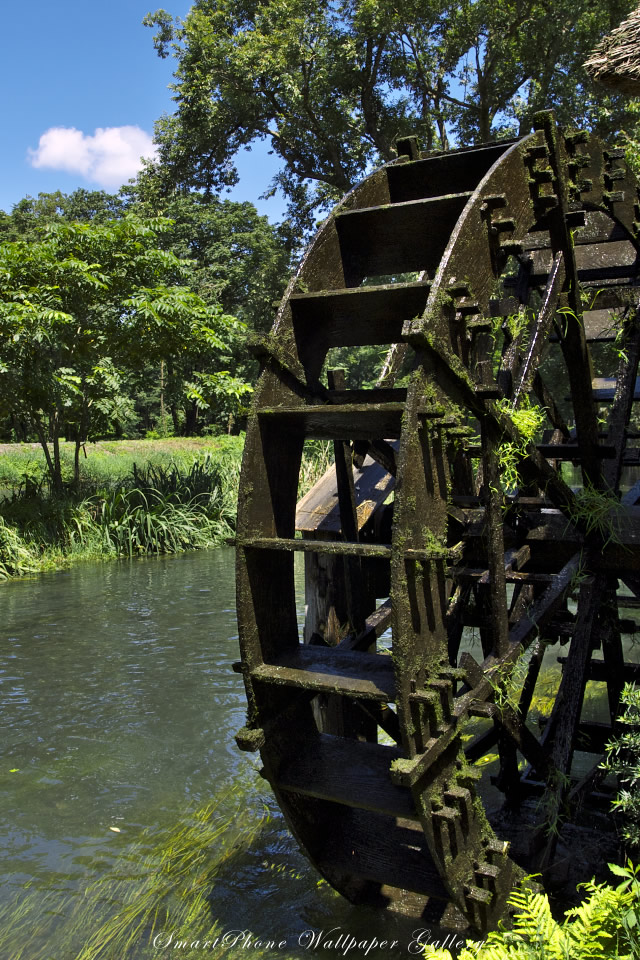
left=1, top=1, right=286, bottom=221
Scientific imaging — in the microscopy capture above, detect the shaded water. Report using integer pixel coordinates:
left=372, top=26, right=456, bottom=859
left=0, top=550, right=436, bottom=959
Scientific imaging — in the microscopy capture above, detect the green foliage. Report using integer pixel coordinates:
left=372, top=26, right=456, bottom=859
left=128, top=193, right=292, bottom=333
left=0, top=189, right=129, bottom=242
left=565, top=482, right=622, bottom=546
left=605, top=684, right=640, bottom=851
left=0, top=189, right=292, bottom=438
left=423, top=865, right=640, bottom=959
left=495, top=399, right=547, bottom=492
left=142, top=0, right=636, bottom=225
left=487, top=650, right=530, bottom=715
left=0, top=215, right=249, bottom=490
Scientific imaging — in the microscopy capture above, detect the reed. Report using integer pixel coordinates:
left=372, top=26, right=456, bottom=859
left=0, top=443, right=243, bottom=575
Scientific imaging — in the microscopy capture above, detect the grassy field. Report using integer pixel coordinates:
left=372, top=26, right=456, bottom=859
left=0, top=436, right=245, bottom=578
left=0, top=437, right=242, bottom=494
left=0, top=436, right=334, bottom=579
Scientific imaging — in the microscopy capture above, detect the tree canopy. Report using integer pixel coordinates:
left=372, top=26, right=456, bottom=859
left=0, top=216, right=246, bottom=490
left=143, top=0, right=637, bottom=226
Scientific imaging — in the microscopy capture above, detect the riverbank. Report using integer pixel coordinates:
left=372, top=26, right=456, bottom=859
left=0, top=436, right=334, bottom=579
left=0, top=436, right=244, bottom=578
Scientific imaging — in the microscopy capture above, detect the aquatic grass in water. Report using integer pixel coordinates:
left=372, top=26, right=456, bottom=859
left=0, top=785, right=272, bottom=960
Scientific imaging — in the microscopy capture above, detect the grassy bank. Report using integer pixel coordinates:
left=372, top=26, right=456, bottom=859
left=0, top=437, right=244, bottom=578
left=0, top=436, right=334, bottom=579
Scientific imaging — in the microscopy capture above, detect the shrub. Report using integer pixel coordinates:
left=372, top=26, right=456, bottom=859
left=0, top=516, right=37, bottom=578
left=605, top=683, right=640, bottom=852
left=423, top=863, right=640, bottom=959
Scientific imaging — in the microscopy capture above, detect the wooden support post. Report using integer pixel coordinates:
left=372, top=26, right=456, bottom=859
left=328, top=368, right=367, bottom=636
left=536, top=568, right=600, bottom=871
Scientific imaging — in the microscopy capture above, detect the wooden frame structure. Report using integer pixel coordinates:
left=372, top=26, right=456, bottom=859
left=234, top=113, right=640, bottom=931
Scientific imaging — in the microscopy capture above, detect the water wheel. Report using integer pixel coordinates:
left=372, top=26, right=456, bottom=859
left=234, top=112, right=640, bottom=931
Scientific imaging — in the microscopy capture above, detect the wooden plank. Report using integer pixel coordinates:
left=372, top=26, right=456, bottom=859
left=327, top=388, right=407, bottom=403
left=508, top=556, right=581, bottom=652
left=389, top=722, right=459, bottom=787
left=290, top=281, right=431, bottom=347
left=549, top=309, right=622, bottom=343
left=257, top=403, right=405, bottom=439
left=242, top=537, right=392, bottom=558
left=528, top=240, right=637, bottom=285
left=252, top=645, right=396, bottom=701
left=338, top=598, right=393, bottom=652
left=574, top=720, right=615, bottom=753
left=502, top=277, right=637, bottom=310
left=465, top=444, right=615, bottom=459
left=512, top=251, right=565, bottom=404
left=557, top=656, right=640, bottom=683
left=479, top=420, right=509, bottom=658
left=243, top=536, right=463, bottom=562
left=296, top=446, right=396, bottom=535
left=276, top=733, right=416, bottom=819
left=536, top=443, right=616, bottom=459
left=387, top=142, right=512, bottom=202
left=327, top=369, right=368, bottom=645
left=452, top=568, right=553, bottom=585
left=623, top=477, right=640, bottom=506
left=592, top=376, right=640, bottom=401
left=318, top=809, right=449, bottom=899
left=535, top=568, right=602, bottom=870
left=336, top=193, right=472, bottom=285
left=524, top=210, right=630, bottom=250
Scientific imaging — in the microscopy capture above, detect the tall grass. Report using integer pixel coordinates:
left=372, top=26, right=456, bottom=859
left=298, top=440, right=334, bottom=499
left=0, top=441, right=243, bottom=576
left=0, top=437, right=243, bottom=497
left=85, top=487, right=229, bottom=557
left=0, top=516, right=37, bottom=579
left=0, top=435, right=335, bottom=577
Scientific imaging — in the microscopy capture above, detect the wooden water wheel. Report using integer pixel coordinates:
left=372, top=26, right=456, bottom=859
left=234, top=112, right=640, bottom=931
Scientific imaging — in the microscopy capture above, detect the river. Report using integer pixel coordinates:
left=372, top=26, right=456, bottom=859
left=0, top=549, right=436, bottom=960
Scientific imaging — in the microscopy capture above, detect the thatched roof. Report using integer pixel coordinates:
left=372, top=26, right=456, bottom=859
left=584, top=5, right=640, bottom=96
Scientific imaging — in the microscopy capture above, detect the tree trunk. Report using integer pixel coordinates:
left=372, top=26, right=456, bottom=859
left=160, top=360, right=165, bottom=429
left=33, top=415, right=63, bottom=495
left=52, top=428, right=63, bottom=496
left=74, top=438, right=82, bottom=490
left=184, top=400, right=198, bottom=435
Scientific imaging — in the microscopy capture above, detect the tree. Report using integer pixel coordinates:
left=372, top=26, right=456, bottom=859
left=0, top=189, right=292, bottom=438
left=143, top=0, right=637, bottom=227
left=130, top=192, right=292, bottom=332
left=122, top=191, right=292, bottom=430
left=0, top=216, right=247, bottom=492
left=0, top=189, right=128, bottom=242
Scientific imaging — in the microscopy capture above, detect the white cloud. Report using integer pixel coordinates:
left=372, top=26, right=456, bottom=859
left=27, top=126, right=158, bottom=189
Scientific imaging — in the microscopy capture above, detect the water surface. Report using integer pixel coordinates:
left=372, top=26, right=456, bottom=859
left=0, top=550, right=430, bottom=959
